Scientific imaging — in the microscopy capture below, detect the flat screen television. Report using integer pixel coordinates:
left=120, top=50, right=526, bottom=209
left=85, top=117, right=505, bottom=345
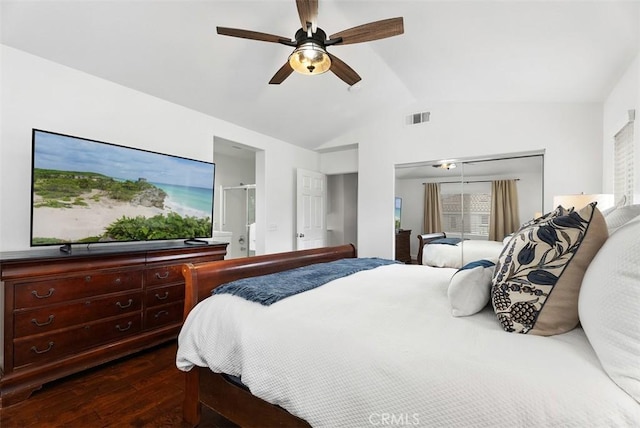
left=30, top=129, right=215, bottom=248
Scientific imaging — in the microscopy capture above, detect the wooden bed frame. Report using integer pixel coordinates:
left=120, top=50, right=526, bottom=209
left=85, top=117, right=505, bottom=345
left=180, top=244, right=357, bottom=427
left=416, top=232, right=446, bottom=265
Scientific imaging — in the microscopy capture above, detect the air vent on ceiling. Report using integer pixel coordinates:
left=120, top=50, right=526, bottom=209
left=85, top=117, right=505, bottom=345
left=406, top=111, right=430, bottom=125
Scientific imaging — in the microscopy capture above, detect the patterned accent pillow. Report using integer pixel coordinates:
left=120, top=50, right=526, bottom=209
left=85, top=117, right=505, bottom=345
left=491, top=202, right=608, bottom=335
left=520, top=205, right=571, bottom=229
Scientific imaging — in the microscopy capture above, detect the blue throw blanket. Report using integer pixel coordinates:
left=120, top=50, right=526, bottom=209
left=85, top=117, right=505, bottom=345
left=431, top=237, right=462, bottom=245
left=214, top=257, right=399, bottom=306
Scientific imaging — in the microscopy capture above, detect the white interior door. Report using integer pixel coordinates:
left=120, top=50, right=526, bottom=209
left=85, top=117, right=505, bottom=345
left=296, top=169, right=327, bottom=250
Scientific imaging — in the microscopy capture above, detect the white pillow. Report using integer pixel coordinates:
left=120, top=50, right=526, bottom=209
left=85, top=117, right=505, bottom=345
left=502, top=234, right=514, bottom=246
left=604, top=204, right=640, bottom=233
left=448, top=260, right=496, bottom=317
left=579, top=215, right=640, bottom=403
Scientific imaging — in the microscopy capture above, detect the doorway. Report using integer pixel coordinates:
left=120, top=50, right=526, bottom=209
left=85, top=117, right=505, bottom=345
left=221, top=184, right=256, bottom=258
left=327, top=173, right=358, bottom=248
left=213, top=137, right=258, bottom=259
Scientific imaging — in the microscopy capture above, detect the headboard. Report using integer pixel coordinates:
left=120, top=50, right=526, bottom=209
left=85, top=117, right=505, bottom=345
left=416, top=232, right=447, bottom=265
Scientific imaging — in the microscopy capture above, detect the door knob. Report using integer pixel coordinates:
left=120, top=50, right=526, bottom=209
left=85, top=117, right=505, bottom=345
left=297, top=233, right=305, bottom=238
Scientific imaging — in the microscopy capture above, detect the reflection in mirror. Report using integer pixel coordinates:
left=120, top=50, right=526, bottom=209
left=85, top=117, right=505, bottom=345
left=395, top=152, right=544, bottom=267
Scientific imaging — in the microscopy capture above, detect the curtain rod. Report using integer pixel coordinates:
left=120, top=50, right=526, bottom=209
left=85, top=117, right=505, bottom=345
left=422, top=178, right=520, bottom=185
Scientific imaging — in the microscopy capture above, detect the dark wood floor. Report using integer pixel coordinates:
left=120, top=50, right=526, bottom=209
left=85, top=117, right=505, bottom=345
left=0, top=341, right=239, bottom=428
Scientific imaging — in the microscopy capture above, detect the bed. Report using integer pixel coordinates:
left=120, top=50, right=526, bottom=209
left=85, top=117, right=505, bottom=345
left=177, top=204, right=640, bottom=427
left=416, top=232, right=505, bottom=268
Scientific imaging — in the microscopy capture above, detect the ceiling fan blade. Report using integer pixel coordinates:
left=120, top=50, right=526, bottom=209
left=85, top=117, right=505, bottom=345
left=217, top=27, right=290, bottom=44
left=269, top=62, right=294, bottom=85
left=328, top=53, right=361, bottom=86
left=296, top=0, right=318, bottom=32
left=329, top=17, right=404, bottom=45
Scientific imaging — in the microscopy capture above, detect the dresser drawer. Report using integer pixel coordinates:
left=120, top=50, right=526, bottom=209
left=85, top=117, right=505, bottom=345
left=13, top=313, right=142, bottom=368
left=14, top=270, right=143, bottom=309
left=145, top=283, right=184, bottom=308
left=14, top=291, right=142, bottom=338
left=144, top=300, right=183, bottom=330
left=145, top=265, right=184, bottom=286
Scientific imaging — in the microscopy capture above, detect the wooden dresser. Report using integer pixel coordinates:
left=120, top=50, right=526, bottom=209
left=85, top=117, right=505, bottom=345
left=395, top=229, right=412, bottom=264
left=0, top=241, right=227, bottom=407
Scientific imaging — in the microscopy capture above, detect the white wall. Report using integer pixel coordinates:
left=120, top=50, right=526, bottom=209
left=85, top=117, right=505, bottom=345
left=3, top=44, right=624, bottom=259
left=324, top=102, right=603, bottom=259
left=602, top=53, right=639, bottom=202
left=319, top=147, right=358, bottom=175
left=0, top=45, right=319, bottom=253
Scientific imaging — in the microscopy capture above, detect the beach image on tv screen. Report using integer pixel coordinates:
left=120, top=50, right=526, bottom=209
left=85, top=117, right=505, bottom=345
left=31, top=130, right=215, bottom=245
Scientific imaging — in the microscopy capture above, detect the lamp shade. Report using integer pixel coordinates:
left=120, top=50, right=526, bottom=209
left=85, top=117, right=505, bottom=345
left=288, top=42, right=331, bottom=75
left=552, top=194, right=614, bottom=211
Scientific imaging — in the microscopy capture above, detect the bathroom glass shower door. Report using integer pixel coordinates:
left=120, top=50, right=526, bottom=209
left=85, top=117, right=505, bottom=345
left=221, top=184, right=256, bottom=258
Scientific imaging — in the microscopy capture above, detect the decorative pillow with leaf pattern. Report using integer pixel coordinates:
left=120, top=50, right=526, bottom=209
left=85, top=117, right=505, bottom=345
left=491, top=202, right=608, bottom=336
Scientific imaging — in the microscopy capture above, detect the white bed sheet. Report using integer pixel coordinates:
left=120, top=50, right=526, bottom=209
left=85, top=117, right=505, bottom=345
left=422, top=240, right=505, bottom=268
left=177, top=263, right=640, bottom=427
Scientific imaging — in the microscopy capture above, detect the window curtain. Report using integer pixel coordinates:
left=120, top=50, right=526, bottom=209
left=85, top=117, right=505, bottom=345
left=489, top=180, right=520, bottom=241
left=423, top=183, right=443, bottom=233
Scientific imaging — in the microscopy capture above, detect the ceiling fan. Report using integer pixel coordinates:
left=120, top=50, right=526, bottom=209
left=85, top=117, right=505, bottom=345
left=216, top=0, right=404, bottom=86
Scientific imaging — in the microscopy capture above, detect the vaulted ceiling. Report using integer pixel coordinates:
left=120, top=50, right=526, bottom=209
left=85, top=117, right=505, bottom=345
left=2, top=1, right=639, bottom=150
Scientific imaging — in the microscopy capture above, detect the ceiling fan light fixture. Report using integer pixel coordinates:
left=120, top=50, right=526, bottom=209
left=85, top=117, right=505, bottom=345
left=433, top=162, right=457, bottom=170
left=288, top=42, right=331, bottom=75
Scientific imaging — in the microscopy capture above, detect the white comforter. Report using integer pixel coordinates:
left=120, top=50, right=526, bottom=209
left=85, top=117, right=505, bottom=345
left=422, top=240, right=505, bottom=268
left=177, top=264, right=640, bottom=427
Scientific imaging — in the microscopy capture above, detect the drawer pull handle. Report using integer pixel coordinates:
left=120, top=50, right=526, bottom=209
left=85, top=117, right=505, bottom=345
left=154, top=310, right=170, bottom=319
left=85, top=275, right=92, bottom=282
left=31, top=288, right=55, bottom=299
left=116, top=321, right=133, bottom=332
left=155, top=292, right=169, bottom=300
left=31, top=342, right=54, bottom=354
left=155, top=271, right=170, bottom=280
left=116, top=299, right=133, bottom=309
left=31, top=315, right=55, bottom=327
left=114, top=277, right=122, bottom=284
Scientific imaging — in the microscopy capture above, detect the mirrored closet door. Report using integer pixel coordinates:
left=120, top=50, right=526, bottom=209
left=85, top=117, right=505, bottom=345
left=395, top=152, right=544, bottom=266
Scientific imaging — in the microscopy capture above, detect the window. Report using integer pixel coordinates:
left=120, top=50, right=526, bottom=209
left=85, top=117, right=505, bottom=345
left=441, top=183, right=491, bottom=238
left=614, top=121, right=634, bottom=205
